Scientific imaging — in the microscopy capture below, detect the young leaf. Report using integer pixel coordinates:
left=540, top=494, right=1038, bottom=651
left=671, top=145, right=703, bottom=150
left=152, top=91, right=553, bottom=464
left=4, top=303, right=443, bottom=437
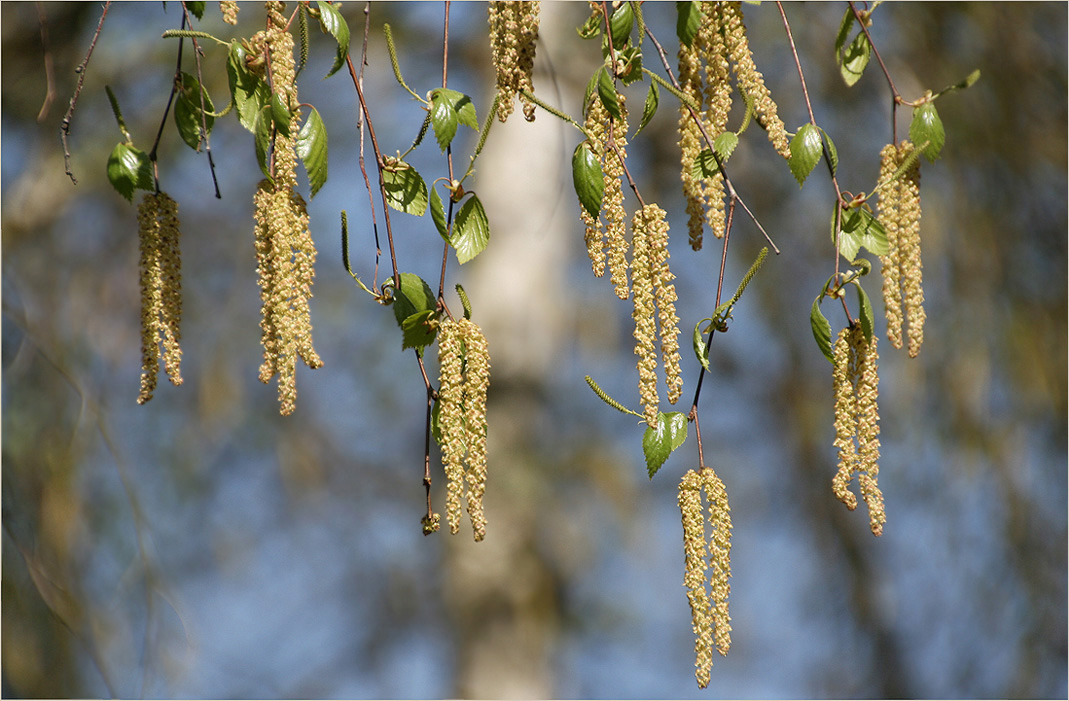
left=609, top=1, right=634, bottom=48
left=839, top=31, right=871, bottom=87
left=910, top=103, right=945, bottom=162
left=582, top=68, right=601, bottom=117
left=227, top=41, right=270, bottom=133
left=185, top=1, right=206, bottom=20
left=106, top=143, right=152, bottom=201
left=635, top=81, right=659, bottom=136
left=643, top=411, right=689, bottom=479
left=174, top=72, right=215, bottom=150
left=270, top=92, right=291, bottom=137
left=401, top=309, right=438, bottom=351
left=451, top=194, right=490, bottom=264
left=839, top=207, right=889, bottom=258
left=430, top=185, right=449, bottom=242
left=572, top=141, right=604, bottom=219
left=692, top=318, right=712, bottom=373
left=296, top=106, right=328, bottom=197
left=382, top=160, right=428, bottom=216
left=810, top=294, right=834, bottom=363
left=936, top=68, right=981, bottom=97
left=253, top=105, right=273, bottom=181
left=596, top=67, right=622, bottom=121
left=430, top=90, right=459, bottom=151
left=691, top=148, right=718, bottom=180
left=852, top=280, right=875, bottom=344
left=714, top=131, right=739, bottom=163
left=676, top=1, right=703, bottom=47
left=789, top=123, right=822, bottom=186
left=834, top=6, right=855, bottom=61
left=616, top=46, right=644, bottom=86
left=315, top=0, right=350, bottom=79
left=577, top=11, right=601, bottom=40
left=389, top=272, right=437, bottom=328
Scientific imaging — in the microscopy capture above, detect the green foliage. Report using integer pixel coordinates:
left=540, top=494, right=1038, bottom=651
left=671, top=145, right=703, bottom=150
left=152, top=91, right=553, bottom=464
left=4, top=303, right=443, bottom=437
left=676, top=1, right=702, bottom=47
left=174, top=72, right=214, bottom=150
left=387, top=272, right=438, bottom=352
left=430, top=88, right=478, bottom=152
left=107, top=143, right=153, bottom=201
left=789, top=123, right=822, bottom=186
left=643, top=412, right=689, bottom=479
left=835, top=6, right=872, bottom=86
left=227, top=41, right=270, bottom=133
left=314, top=0, right=350, bottom=79
left=451, top=194, right=490, bottom=264
left=382, top=158, right=428, bottom=216
left=635, top=81, right=659, bottom=136
left=609, top=2, right=634, bottom=48
left=572, top=141, right=605, bottom=219
left=910, top=102, right=945, bottom=162
left=296, top=107, right=328, bottom=197
left=833, top=205, right=888, bottom=261
left=810, top=293, right=834, bottom=363
left=596, top=67, right=622, bottom=120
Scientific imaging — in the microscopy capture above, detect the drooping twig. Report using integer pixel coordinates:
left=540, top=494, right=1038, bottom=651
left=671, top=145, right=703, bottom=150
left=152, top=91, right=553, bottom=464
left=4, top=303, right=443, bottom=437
left=847, top=1, right=900, bottom=140
left=62, top=1, right=111, bottom=184
left=180, top=2, right=221, bottom=198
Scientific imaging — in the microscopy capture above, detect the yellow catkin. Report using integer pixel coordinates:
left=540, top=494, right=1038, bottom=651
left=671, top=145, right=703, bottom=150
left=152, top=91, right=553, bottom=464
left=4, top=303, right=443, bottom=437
left=831, top=324, right=884, bottom=536
left=876, top=144, right=904, bottom=350
left=136, top=191, right=183, bottom=405
left=643, top=204, right=683, bottom=405
left=459, top=318, right=491, bottom=542
left=721, top=2, right=790, bottom=159
left=679, top=466, right=732, bottom=689
left=437, top=319, right=467, bottom=535
left=582, top=103, right=608, bottom=277
left=630, top=211, right=659, bottom=427
left=488, top=1, right=540, bottom=122
left=897, top=142, right=925, bottom=358
left=603, top=93, right=630, bottom=300
left=253, top=3, right=322, bottom=416
left=219, top=0, right=238, bottom=25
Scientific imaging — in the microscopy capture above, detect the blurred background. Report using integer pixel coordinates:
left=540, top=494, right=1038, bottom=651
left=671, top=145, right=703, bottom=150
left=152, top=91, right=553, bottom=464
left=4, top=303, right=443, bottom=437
left=2, top=2, right=1065, bottom=698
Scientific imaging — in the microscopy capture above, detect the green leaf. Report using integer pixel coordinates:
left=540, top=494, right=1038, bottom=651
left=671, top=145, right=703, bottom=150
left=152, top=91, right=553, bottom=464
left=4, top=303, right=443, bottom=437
left=834, top=6, right=855, bottom=62
left=572, top=141, right=604, bottom=219
left=643, top=411, right=689, bottom=479
left=909, top=102, right=945, bottom=163
left=296, top=106, right=328, bottom=197
left=253, top=105, right=273, bottom=181
left=430, top=91, right=459, bottom=151
left=596, top=67, right=621, bottom=121
left=173, top=72, right=214, bottom=150
left=839, top=31, right=871, bottom=87
left=810, top=294, right=834, bottom=363
left=837, top=207, right=888, bottom=259
left=691, top=148, right=718, bottom=180
left=577, top=11, right=601, bottom=39
left=390, top=272, right=436, bottom=319
left=227, top=41, right=270, bottom=133
left=789, top=123, right=822, bottom=186
left=382, top=159, right=428, bottom=216
left=714, top=131, right=739, bottom=163
left=676, top=1, right=703, bottom=47
left=401, top=309, right=438, bottom=352
left=270, top=92, right=291, bottom=137
left=106, top=143, right=152, bottom=202
left=938, top=68, right=981, bottom=96
left=692, top=318, right=711, bottom=373
left=853, top=280, right=875, bottom=344
left=609, top=1, right=634, bottom=48
left=819, top=127, right=838, bottom=177
left=635, top=81, right=659, bottom=136
left=451, top=194, right=490, bottom=264
left=616, top=46, right=644, bottom=86
left=315, top=0, right=350, bottom=79
left=186, top=1, right=205, bottom=20
left=430, top=185, right=449, bottom=242
left=583, top=69, right=601, bottom=118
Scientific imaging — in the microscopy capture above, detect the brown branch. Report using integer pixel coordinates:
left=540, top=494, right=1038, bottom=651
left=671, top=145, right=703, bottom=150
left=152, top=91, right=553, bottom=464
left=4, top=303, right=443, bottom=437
left=61, top=1, right=111, bottom=184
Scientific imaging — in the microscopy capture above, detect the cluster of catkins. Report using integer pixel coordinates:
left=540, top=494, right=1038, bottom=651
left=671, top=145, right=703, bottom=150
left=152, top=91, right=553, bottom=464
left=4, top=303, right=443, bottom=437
left=136, top=191, right=183, bottom=404
left=487, top=1, right=541, bottom=122
left=678, top=466, right=732, bottom=689
left=436, top=318, right=491, bottom=541
left=832, top=324, right=885, bottom=536
left=251, top=1, right=323, bottom=416
left=678, top=1, right=790, bottom=251
left=877, top=140, right=925, bottom=357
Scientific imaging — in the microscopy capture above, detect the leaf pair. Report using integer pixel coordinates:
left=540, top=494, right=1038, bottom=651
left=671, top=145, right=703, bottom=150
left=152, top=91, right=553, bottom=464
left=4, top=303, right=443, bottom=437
left=429, top=88, right=478, bottom=152
left=810, top=272, right=876, bottom=363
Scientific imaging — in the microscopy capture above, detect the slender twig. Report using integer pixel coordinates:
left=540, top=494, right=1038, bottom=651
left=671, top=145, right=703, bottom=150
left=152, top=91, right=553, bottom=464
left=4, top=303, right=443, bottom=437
left=148, top=11, right=186, bottom=182
left=62, top=1, right=111, bottom=184
left=352, top=3, right=382, bottom=290
left=36, top=2, right=56, bottom=122
left=181, top=2, right=221, bottom=198
left=847, top=1, right=900, bottom=141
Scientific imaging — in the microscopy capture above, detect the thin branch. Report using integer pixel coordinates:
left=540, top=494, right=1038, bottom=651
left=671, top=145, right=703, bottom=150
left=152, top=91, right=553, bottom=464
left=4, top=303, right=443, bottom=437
left=847, top=1, right=900, bottom=141
left=352, top=3, right=383, bottom=291
left=181, top=2, right=221, bottom=198
left=62, top=1, right=111, bottom=184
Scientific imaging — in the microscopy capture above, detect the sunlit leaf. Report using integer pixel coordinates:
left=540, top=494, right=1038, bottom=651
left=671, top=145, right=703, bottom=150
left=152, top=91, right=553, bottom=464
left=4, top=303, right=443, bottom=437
left=401, top=309, right=438, bottom=351
left=691, top=148, right=718, bottom=180
left=572, top=141, right=604, bottom=219
left=676, top=1, right=703, bottom=47
left=909, top=102, right=945, bottom=162
left=270, top=92, right=291, bottom=137
left=839, top=31, right=871, bottom=87
left=643, top=411, right=689, bottom=479
left=451, top=194, right=490, bottom=264
left=106, top=142, right=152, bottom=201
left=315, top=0, right=350, bottom=78
left=609, top=1, right=634, bottom=48
left=430, top=90, right=459, bottom=151
left=789, top=123, right=822, bottom=186
left=596, top=67, right=621, bottom=120
left=253, top=106, right=274, bottom=180
left=430, top=185, right=449, bottom=242
left=635, top=81, right=659, bottom=136
left=714, top=131, right=739, bottom=163
left=382, top=159, right=427, bottom=215
left=853, top=280, right=875, bottom=344
left=227, top=41, right=270, bottom=133
left=692, top=318, right=712, bottom=373
left=810, top=294, right=834, bottom=363
left=296, top=106, right=328, bottom=197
